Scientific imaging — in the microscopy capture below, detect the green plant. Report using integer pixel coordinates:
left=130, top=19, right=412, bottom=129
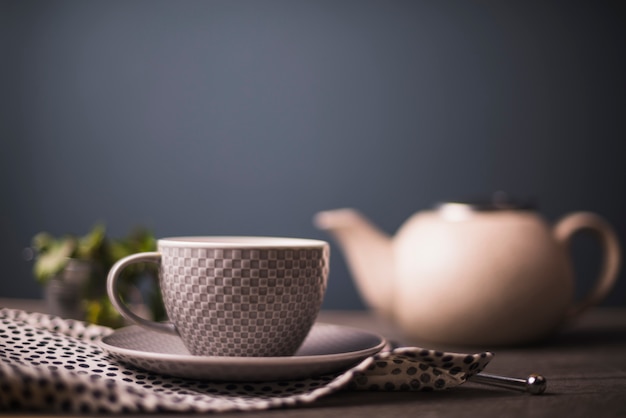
left=31, top=224, right=107, bottom=284
left=30, top=224, right=165, bottom=327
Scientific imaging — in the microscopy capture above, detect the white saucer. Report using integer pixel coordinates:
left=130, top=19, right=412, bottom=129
left=99, top=322, right=386, bottom=381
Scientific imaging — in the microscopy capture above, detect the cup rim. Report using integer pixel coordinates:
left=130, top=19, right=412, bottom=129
left=157, top=236, right=328, bottom=248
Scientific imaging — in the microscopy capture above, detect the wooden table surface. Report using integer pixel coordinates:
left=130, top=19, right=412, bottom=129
left=2, top=298, right=626, bottom=417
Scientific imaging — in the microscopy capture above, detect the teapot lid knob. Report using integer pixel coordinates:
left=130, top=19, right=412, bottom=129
left=436, top=191, right=536, bottom=212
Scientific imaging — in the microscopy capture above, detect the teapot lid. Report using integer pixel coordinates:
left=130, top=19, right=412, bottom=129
left=436, top=192, right=536, bottom=212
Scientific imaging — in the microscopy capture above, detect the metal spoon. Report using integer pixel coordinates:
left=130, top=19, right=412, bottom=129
left=469, top=372, right=547, bottom=395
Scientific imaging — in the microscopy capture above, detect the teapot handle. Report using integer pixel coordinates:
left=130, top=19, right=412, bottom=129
left=554, top=212, right=621, bottom=319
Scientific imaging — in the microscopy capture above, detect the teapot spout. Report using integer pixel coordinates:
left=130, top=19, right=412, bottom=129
left=314, top=208, right=394, bottom=318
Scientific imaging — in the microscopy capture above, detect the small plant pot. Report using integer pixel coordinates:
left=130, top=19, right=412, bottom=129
left=43, top=259, right=92, bottom=320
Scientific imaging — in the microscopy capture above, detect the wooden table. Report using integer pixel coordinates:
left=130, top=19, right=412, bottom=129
left=2, top=299, right=626, bottom=417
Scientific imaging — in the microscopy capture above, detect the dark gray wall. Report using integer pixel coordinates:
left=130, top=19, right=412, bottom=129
left=1, top=0, right=625, bottom=309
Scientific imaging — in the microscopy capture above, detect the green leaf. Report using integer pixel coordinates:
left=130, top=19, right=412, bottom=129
left=76, top=224, right=106, bottom=259
left=31, top=232, right=55, bottom=252
left=85, top=297, right=125, bottom=328
left=33, top=238, right=76, bottom=282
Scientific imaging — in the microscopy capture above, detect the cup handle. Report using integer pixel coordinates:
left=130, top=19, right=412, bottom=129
left=107, top=252, right=177, bottom=335
left=554, top=212, right=621, bottom=319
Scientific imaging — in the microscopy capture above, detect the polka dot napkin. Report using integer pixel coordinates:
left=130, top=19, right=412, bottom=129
left=0, top=308, right=493, bottom=413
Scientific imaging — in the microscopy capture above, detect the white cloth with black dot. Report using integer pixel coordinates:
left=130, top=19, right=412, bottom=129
left=0, top=308, right=493, bottom=413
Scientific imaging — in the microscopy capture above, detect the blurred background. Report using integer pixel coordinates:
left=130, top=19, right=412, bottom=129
left=1, top=0, right=625, bottom=310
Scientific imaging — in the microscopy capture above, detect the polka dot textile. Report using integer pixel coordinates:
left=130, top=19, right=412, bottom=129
left=0, top=308, right=493, bottom=413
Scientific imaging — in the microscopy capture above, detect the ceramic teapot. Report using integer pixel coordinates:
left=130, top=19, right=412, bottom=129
left=314, top=198, right=621, bottom=346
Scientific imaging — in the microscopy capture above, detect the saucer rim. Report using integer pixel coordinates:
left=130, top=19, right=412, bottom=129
left=99, top=322, right=387, bottom=365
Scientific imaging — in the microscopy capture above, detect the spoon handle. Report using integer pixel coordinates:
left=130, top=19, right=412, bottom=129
left=469, top=373, right=547, bottom=395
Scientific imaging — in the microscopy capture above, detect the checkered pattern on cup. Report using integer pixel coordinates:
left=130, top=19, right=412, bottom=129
left=160, top=243, right=329, bottom=357
left=107, top=237, right=329, bottom=357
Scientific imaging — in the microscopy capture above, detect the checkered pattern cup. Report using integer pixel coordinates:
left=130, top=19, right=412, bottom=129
left=107, top=237, right=330, bottom=357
